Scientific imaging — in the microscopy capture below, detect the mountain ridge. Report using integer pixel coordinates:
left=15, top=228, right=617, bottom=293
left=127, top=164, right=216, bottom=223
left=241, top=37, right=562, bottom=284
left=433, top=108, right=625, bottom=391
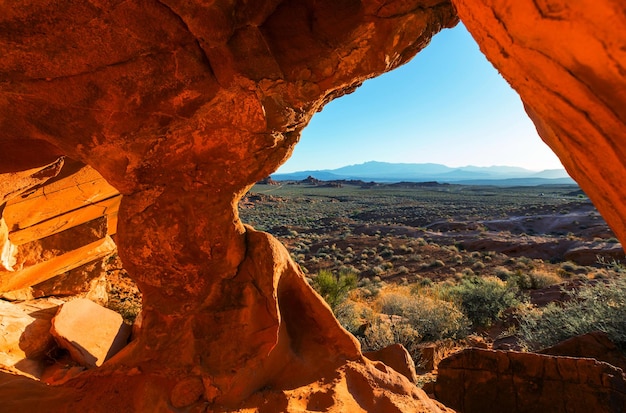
left=272, top=161, right=574, bottom=185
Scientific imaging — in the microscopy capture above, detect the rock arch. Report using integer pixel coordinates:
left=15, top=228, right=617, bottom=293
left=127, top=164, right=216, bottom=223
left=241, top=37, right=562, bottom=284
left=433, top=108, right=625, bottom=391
left=0, top=0, right=624, bottom=411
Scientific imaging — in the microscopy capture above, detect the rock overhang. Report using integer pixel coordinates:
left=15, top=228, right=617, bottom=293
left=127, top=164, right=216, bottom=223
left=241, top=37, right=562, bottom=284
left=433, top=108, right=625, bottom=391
left=0, top=0, right=625, bottom=411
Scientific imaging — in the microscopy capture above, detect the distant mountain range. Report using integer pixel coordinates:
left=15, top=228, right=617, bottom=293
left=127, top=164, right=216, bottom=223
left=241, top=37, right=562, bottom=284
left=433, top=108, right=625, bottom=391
left=272, top=161, right=575, bottom=186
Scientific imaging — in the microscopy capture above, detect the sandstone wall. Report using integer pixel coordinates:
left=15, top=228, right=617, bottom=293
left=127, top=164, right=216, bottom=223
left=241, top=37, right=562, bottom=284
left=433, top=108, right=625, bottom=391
left=0, top=158, right=120, bottom=300
left=0, top=1, right=459, bottom=411
left=435, top=348, right=626, bottom=413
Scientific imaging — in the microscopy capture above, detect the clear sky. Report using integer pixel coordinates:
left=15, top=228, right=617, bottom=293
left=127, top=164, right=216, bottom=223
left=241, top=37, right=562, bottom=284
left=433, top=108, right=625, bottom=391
left=276, top=23, right=565, bottom=174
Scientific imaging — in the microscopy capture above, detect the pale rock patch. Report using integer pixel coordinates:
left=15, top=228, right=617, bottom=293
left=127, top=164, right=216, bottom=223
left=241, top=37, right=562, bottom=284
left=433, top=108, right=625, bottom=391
left=50, top=298, right=131, bottom=368
left=0, top=298, right=63, bottom=378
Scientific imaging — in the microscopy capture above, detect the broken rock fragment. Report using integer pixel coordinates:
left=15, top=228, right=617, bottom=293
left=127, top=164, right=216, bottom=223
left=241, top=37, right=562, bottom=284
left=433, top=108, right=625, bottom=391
left=0, top=298, right=62, bottom=378
left=50, top=298, right=131, bottom=368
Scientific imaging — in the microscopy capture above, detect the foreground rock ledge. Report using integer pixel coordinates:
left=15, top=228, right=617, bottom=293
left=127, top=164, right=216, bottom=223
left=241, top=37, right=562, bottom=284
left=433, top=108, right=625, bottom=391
left=0, top=228, right=451, bottom=413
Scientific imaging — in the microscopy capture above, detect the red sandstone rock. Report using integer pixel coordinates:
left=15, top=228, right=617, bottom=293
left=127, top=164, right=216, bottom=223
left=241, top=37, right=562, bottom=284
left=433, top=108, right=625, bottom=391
left=0, top=298, right=62, bottom=378
left=364, top=343, right=419, bottom=383
left=50, top=298, right=131, bottom=368
left=0, top=159, right=120, bottom=298
left=540, top=331, right=626, bottom=373
left=0, top=0, right=460, bottom=410
left=0, top=0, right=625, bottom=411
left=0, top=158, right=64, bottom=205
left=435, top=348, right=626, bottom=413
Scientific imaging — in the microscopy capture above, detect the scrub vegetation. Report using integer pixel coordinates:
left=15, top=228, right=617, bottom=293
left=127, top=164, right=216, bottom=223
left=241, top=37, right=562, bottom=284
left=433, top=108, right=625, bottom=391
left=240, top=181, right=626, bottom=367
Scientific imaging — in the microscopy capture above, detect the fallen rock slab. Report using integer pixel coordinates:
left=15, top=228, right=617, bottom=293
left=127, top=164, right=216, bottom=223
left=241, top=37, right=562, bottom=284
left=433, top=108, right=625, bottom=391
left=0, top=298, right=63, bottom=378
left=364, top=343, right=418, bottom=383
left=50, top=298, right=131, bottom=368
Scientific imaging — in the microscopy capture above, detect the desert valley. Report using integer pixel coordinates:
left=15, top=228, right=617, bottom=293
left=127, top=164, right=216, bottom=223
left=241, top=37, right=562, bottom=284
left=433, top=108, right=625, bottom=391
left=240, top=177, right=626, bottom=405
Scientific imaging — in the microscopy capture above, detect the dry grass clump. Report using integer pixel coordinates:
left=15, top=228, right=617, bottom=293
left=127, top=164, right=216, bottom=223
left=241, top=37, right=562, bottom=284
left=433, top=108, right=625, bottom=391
left=334, top=284, right=470, bottom=364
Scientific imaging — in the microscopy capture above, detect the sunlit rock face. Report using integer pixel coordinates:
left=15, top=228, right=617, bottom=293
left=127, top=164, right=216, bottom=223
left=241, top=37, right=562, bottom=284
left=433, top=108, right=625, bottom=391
left=1, top=0, right=625, bottom=411
left=0, top=1, right=458, bottom=411
left=452, top=0, right=626, bottom=243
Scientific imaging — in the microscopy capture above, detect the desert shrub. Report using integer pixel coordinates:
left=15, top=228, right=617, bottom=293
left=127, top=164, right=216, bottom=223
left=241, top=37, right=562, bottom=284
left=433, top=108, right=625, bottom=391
left=359, top=315, right=422, bottom=359
left=397, top=266, right=410, bottom=274
left=412, top=276, right=433, bottom=289
left=441, top=276, right=520, bottom=327
left=334, top=300, right=370, bottom=334
left=559, top=261, right=586, bottom=275
left=371, top=265, right=385, bottom=276
left=471, top=261, right=485, bottom=271
left=494, top=266, right=514, bottom=280
left=597, top=256, right=626, bottom=274
left=518, top=278, right=626, bottom=350
left=380, top=249, right=394, bottom=259
left=311, top=269, right=358, bottom=310
left=528, top=271, right=561, bottom=289
left=377, top=291, right=470, bottom=342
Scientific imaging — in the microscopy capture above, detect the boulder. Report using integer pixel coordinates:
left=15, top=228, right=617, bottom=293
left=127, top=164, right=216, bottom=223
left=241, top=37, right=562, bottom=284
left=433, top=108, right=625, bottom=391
left=0, top=298, right=62, bottom=378
left=364, top=343, right=419, bottom=383
left=50, top=298, right=131, bottom=368
left=540, top=331, right=626, bottom=372
left=435, top=348, right=626, bottom=413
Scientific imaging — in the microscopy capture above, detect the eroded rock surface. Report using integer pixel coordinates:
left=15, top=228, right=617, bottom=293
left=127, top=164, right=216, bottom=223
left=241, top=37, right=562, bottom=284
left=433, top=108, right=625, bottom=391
left=0, top=1, right=459, bottom=410
left=0, top=0, right=625, bottom=411
left=540, top=331, right=626, bottom=373
left=0, top=158, right=120, bottom=298
left=364, top=343, right=419, bottom=384
left=435, top=348, right=626, bottom=413
left=0, top=298, right=62, bottom=378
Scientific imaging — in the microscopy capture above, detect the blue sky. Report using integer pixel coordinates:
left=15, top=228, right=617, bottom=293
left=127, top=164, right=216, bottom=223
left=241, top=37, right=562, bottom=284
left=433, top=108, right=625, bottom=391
left=276, top=23, right=564, bottom=173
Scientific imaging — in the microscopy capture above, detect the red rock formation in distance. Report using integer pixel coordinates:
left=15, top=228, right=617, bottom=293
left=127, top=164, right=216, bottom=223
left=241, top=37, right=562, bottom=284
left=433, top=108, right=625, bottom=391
left=0, top=0, right=625, bottom=411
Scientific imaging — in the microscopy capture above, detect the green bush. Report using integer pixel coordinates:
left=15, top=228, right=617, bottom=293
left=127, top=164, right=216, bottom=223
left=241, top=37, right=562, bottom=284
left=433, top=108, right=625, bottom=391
left=334, top=300, right=370, bottom=334
left=441, top=276, right=520, bottom=327
left=311, top=269, right=358, bottom=310
left=378, top=291, right=469, bottom=342
left=503, top=269, right=561, bottom=290
left=518, top=278, right=626, bottom=350
left=359, top=315, right=421, bottom=359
